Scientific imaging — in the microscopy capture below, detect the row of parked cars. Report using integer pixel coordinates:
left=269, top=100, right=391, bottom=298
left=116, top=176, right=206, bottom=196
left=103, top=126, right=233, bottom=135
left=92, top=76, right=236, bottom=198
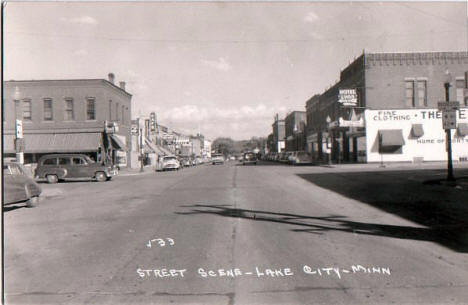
left=263, top=151, right=313, bottom=165
left=156, top=155, right=208, bottom=171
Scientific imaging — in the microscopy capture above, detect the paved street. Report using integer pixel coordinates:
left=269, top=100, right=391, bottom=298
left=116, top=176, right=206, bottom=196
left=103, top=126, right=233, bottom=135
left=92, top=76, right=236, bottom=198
left=4, top=162, right=468, bottom=305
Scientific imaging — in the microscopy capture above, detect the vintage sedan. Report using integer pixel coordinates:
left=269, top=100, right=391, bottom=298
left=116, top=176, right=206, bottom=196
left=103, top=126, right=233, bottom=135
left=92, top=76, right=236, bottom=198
left=35, top=154, right=115, bottom=183
left=4, top=162, right=42, bottom=207
left=161, top=156, right=181, bottom=171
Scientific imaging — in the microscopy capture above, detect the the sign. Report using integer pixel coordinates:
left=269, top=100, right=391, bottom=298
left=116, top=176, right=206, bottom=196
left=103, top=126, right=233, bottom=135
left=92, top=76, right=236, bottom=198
left=15, top=138, right=24, bottom=153
left=437, top=101, right=460, bottom=112
left=339, top=117, right=364, bottom=127
left=338, top=89, right=358, bottom=107
left=15, top=119, right=23, bottom=138
left=131, top=125, right=138, bottom=135
left=150, top=112, right=156, bottom=131
left=442, top=110, right=457, bottom=130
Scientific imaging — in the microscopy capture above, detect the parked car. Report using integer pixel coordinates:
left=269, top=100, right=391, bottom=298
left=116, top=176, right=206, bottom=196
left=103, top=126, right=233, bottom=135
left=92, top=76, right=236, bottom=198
left=211, top=153, right=225, bottom=165
left=242, top=152, right=257, bottom=165
left=194, top=157, right=204, bottom=165
left=35, top=154, right=115, bottom=183
left=161, top=155, right=181, bottom=171
left=180, top=157, right=192, bottom=167
left=4, top=162, right=42, bottom=207
left=290, top=151, right=313, bottom=165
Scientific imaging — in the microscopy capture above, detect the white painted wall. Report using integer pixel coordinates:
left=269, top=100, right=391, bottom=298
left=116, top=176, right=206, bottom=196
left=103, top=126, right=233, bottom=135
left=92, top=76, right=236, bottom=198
left=365, top=108, right=468, bottom=162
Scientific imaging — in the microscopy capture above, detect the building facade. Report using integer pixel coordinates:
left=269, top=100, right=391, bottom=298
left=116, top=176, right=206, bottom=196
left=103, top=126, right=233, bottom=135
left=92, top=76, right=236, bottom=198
left=306, top=51, right=468, bottom=163
left=284, top=111, right=306, bottom=152
left=271, top=114, right=285, bottom=153
left=4, top=74, right=132, bottom=166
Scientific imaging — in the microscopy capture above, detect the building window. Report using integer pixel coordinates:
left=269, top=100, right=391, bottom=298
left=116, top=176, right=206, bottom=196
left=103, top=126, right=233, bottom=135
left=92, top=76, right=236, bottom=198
left=43, top=98, right=53, bottom=121
left=122, top=105, right=125, bottom=125
left=416, top=80, right=427, bottom=107
left=22, top=99, right=32, bottom=121
left=109, top=100, right=112, bottom=120
left=405, top=80, right=415, bottom=107
left=64, top=98, right=74, bottom=121
left=86, top=98, right=96, bottom=120
left=456, top=79, right=465, bottom=106
left=116, top=102, right=119, bottom=122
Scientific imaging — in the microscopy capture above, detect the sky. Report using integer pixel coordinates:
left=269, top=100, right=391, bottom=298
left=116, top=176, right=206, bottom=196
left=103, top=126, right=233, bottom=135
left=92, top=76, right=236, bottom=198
left=4, top=1, right=468, bottom=140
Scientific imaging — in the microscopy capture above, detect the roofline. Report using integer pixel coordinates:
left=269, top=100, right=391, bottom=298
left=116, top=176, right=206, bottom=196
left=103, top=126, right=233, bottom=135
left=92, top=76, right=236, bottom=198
left=4, top=78, right=132, bottom=97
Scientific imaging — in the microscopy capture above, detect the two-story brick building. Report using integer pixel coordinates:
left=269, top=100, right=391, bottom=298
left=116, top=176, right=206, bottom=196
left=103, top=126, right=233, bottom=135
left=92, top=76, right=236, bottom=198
left=3, top=73, right=132, bottom=167
left=306, top=51, right=468, bottom=163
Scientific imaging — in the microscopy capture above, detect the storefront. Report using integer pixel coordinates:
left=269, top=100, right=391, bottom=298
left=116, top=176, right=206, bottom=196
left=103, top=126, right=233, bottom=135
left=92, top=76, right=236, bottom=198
left=365, top=108, right=468, bottom=162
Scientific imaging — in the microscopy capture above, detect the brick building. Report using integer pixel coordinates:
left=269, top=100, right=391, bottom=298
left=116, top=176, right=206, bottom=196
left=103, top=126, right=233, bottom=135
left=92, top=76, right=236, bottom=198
left=306, top=51, right=468, bottom=163
left=3, top=74, right=132, bottom=166
left=284, top=111, right=306, bottom=152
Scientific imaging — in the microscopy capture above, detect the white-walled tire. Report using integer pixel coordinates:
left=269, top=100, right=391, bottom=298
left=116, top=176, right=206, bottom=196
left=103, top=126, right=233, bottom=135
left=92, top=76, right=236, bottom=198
left=46, top=174, right=58, bottom=184
left=95, top=172, right=107, bottom=182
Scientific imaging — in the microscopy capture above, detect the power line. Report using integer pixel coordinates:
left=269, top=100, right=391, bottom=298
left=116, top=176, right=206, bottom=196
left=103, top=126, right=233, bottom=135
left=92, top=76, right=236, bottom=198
left=5, top=29, right=464, bottom=44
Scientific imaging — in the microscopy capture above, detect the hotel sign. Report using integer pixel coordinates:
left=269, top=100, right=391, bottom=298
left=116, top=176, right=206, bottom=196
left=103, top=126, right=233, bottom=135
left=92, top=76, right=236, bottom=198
left=338, top=89, right=358, bottom=107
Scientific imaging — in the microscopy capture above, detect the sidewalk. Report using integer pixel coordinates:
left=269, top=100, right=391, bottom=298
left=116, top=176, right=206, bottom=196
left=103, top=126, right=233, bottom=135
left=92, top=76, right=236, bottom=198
left=118, top=166, right=155, bottom=177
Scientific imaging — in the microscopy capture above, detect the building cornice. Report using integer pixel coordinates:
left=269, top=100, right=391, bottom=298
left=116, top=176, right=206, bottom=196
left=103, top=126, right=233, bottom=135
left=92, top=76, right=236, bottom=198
left=364, top=51, right=468, bottom=67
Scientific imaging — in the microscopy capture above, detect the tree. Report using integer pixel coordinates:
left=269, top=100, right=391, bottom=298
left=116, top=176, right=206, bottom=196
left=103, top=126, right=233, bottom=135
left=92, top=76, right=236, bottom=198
left=212, top=137, right=235, bottom=156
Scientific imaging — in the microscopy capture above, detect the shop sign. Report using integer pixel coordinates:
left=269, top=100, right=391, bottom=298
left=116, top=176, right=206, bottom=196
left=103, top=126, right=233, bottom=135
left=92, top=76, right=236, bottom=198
left=339, top=117, right=364, bottom=127
left=15, top=119, right=23, bottom=138
left=437, top=101, right=459, bottom=112
left=338, top=89, right=358, bottom=107
left=131, top=125, right=138, bottom=135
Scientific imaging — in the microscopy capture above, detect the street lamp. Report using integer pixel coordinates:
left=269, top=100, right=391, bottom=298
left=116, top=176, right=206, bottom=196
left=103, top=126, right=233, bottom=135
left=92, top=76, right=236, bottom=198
left=13, top=86, right=24, bottom=164
left=326, top=116, right=332, bottom=165
left=444, top=70, right=455, bottom=182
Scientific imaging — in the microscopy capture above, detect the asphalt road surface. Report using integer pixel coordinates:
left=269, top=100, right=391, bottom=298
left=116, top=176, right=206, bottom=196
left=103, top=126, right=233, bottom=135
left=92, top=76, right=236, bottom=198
left=4, top=162, right=468, bottom=305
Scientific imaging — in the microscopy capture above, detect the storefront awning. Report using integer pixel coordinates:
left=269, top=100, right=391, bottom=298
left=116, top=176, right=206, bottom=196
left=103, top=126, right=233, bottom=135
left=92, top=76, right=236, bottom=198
left=144, top=138, right=166, bottom=155
left=411, top=124, right=424, bottom=137
left=379, top=129, right=405, bottom=146
left=3, top=133, right=102, bottom=154
left=110, top=134, right=127, bottom=150
left=458, top=123, right=468, bottom=136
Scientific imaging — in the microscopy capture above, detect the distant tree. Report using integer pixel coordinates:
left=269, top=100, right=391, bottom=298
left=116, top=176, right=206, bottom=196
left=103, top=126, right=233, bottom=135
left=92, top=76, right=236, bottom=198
left=212, top=137, right=235, bottom=156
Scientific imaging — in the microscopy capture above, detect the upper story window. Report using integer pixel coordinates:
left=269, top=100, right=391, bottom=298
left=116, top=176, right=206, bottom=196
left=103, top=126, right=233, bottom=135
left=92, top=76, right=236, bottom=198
left=416, top=80, right=427, bottom=107
left=456, top=79, right=466, bottom=106
left=86, top=97, right=96, bottom=120
left=64, top=98, right=74, bottom=121
left=22, top=99, right=32, bottom=121
left=405, top=80, right=415, bottom=107
left=122, top=105, right=125, bottom=125
left=43, top=98, right=53, bottom=121
left=116, top=102, right=119, bottom=122
left=109, top=100, right=112, bottom=120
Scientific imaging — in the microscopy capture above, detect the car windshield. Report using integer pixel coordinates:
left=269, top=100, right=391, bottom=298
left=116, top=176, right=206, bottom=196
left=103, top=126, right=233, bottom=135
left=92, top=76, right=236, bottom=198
left=84, top=156, right=95, bottom=163
left=165, top=156, right=177, bottom=161
left=4, top=164, right=23, bottom=175
left=212, top=154, right=222, bottom=158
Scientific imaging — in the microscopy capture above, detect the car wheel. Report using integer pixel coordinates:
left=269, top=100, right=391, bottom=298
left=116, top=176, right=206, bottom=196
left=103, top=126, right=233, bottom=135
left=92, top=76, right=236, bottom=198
left=46, top=174, right=58, bottom=184
left=106, top=177, right=112, bottom=181
left=95, top=171, right=107, bottom=182
left=27, top=196, right=39, bottom=208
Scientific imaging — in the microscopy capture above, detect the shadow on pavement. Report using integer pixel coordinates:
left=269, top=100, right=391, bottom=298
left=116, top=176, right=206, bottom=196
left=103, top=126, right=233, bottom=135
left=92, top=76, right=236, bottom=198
left=296, top=169, right=468, bottom=252
left=176, top=203, right=468, bottom=253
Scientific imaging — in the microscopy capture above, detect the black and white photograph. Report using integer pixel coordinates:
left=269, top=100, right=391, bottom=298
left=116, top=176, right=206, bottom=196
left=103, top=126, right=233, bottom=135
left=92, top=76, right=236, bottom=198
left=2, top=0, right=468, bottom=304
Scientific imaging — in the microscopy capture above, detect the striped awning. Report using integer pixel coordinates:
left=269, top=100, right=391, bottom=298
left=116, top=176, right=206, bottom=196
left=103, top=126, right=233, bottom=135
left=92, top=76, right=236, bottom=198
left=3, top=133, right=102, bottom=153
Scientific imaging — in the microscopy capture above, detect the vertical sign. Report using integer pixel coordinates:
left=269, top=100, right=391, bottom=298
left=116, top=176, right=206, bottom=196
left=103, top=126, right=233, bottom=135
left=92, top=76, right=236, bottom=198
left=16, top=119, right=23, bottom=138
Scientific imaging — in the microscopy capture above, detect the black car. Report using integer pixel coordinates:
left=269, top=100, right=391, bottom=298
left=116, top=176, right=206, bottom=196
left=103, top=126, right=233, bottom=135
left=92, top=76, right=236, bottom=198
left=242, top=152, right=257, bottom=165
